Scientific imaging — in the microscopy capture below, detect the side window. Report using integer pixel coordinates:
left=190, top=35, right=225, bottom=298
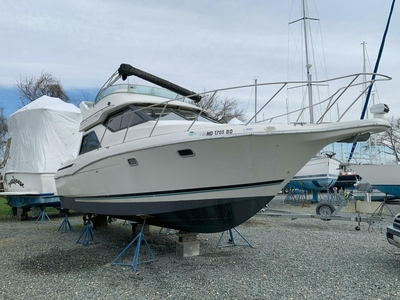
left=105, top=106, right=149, bottom=132
left=79, top=131, right=100, bottom=155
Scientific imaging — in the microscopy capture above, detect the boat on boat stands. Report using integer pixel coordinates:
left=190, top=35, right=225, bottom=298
left=282, top=154, right=342, bottom=203
left=350, top=164, right=400, bottom=199
left=0, top=96, right=81, bottom=218
left=285, top=154, right=341, bottom=192
left=54, top=64, right=391, bottom=233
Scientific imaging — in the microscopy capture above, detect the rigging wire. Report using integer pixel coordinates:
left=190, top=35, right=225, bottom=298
left=347, top=0, right=396, bottom=163
left=243, top=85, right=254, bottom=120
left=286, top=0, right=331, bottom=124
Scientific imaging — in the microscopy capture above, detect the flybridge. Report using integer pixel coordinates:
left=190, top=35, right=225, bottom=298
left=117, top=64, right=202, bottom=102
left=94, top=84, right=179, bottom=104
left=94, top=63, right=202, bottom=105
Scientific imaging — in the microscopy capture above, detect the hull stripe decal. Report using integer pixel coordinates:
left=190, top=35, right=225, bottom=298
left=75, top=179, right=284, bottom=200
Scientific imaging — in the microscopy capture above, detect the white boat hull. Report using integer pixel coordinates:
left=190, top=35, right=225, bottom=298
left=56, top=120, right=389, bottom=233
left=350, top=164, right=400, bottom=198
left=288, top=157, right=341, bottom=191
left=1, top=172, right=60, bottom=209
left=3, top=172, right=57, bottom=194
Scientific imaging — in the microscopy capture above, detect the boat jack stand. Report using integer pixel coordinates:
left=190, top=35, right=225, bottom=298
left=111, top=219, right=155, bottom=273
left=58, top=215, right=74, bottom=233
left=122, top=220, right=132, bottom=227
left=217, top=228, right=253, bottom=248
left=372, top=196, right=396, bottom=217
left=367, top=196, right=397, bottom=232
left=76, top=221, right=99, bottom=246
left=5, top=207, right=16, bottom=218
left=36, top=206, right=51, bottom=223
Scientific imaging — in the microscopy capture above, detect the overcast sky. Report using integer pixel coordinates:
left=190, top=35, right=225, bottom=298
left=0, top=0, right=398, bottom=119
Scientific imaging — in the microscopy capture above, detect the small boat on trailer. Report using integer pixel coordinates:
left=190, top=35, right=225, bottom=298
left=54, top=64, right=391, bottom=233
left=283, top=154, right=342, bottom=203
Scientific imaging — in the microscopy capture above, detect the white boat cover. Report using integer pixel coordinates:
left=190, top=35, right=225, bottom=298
left=4, top=95, right=81, bottom=173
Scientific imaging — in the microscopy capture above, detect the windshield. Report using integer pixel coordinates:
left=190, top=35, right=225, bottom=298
left=95, top=84, right=179, bottom=104
left=137, top=105, right=218, bottom=123
left=103, top=104, right=219, bottom=133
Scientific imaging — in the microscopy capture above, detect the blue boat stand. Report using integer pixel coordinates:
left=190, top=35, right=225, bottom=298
left=36, top=205, right=51, bottom=223
left=5, top=207, right=16, bottom=218
left=58, top=214, right=74, bottom=233
left=76, top=216, right=99, bottom=246
left=111, top=218, right=155, bottom=273
left=122, top=220, right=132, bottom=227
left=217, top=227, right=253, bottom=248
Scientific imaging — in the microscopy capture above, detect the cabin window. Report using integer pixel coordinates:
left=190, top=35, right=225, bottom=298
left=79, top=131, right=100, bottom=155
left=103, top=104, right=219, bottom=133
left=137, top=105, right=219, bottom=123
left=104, top=106, right=150, bottom=132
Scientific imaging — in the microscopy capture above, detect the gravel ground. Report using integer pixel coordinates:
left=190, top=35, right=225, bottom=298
left=0, top=195, right=399, bottom=300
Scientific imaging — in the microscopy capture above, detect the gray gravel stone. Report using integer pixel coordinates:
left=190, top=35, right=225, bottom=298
left=0, top=196, right=399, bottom=299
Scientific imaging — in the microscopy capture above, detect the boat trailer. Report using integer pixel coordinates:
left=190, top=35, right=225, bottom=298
left=256, top=199, right=390, bottom=232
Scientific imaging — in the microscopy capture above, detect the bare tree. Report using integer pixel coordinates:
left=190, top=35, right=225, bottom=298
left=15, top=72, right=70, bottom=107
left=0, top=107, right=8, bottom=157
left=372, top=115, right=400, bottom=162
left=187, top=94, right=245, bottom=124
left=69, top=90, right=94, bottom=107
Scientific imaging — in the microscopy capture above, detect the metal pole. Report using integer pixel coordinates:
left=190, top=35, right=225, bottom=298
left=302, top=0, right=314, bottom=123
left=254, top=78, right=258, bottom=123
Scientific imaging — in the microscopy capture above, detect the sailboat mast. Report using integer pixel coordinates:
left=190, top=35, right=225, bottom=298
left=301, top=0, right=314, bottom=123
left=361, top=42, right=373, bottom=163
left=289, top=0, right=319, bottom=124
left=362, top=41, right=367, bottom=113
left=254, top=78, right=258, bottom=123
